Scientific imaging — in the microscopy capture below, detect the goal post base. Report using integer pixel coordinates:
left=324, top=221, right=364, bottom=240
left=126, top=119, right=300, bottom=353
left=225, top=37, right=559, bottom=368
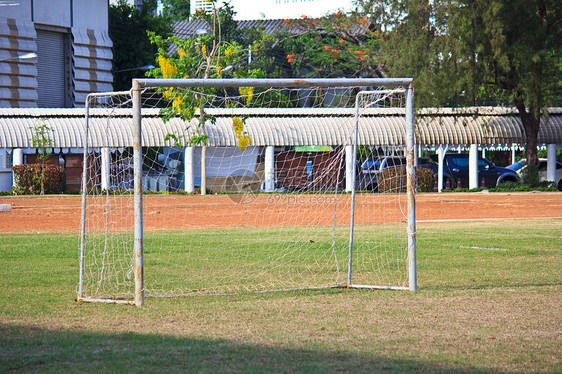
left=346, top=284, right=410, bottom=291
left=76, top=297, right=136, bottom=305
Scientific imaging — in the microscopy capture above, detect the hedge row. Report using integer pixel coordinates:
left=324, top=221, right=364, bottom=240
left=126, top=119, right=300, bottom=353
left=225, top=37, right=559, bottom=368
left=12, top=164, right=65, bottom=195
left=378, top=166, right=435, bottom=193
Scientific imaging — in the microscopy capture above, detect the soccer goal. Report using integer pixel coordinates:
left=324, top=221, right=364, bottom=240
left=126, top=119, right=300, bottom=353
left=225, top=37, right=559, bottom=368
left=78, top=78, right=416, bottom=306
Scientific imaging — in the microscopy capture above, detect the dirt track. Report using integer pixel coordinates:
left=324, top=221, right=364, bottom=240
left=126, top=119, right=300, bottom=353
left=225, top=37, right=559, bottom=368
left=0, top=192, right=561, bottom=233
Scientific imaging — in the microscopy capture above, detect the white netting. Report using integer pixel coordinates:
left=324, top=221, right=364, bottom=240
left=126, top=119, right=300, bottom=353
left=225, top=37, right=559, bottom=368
left=79, top=83, right=412, bottom=302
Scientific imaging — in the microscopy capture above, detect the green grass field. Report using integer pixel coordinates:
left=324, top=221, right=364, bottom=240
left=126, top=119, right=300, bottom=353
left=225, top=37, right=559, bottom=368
left=1, top=219, right=560, bottom=373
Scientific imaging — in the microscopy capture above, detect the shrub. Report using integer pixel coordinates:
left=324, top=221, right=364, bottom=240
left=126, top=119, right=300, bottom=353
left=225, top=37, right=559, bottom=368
left=12, top=164, right=65, bottom=195
left=378, top=166, right=435, bottom=193
left=416, top=167, right=435, bottom=192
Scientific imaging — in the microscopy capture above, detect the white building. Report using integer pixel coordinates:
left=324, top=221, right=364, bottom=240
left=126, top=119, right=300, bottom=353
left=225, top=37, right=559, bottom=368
left=190, top=0, right=215, bottom=15
left=192, top=0, right=354, bottom=20
left=0, top=0, right=113, bottom=109
left=0, top=0, right=113, bottom=191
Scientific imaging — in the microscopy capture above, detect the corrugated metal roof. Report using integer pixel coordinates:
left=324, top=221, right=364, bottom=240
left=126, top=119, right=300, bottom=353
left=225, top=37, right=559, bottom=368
left=174, top=19, right=293, bottom=40
left=0, top=107, right=561, bottom=148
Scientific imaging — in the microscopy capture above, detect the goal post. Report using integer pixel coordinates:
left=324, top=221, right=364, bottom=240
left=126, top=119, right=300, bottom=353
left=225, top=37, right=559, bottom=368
left=78, top=77, right=416, bottom=306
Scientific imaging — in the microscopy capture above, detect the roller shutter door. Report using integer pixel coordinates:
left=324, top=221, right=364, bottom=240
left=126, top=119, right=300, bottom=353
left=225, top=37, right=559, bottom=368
left=36, top=30, right=66, bottom=107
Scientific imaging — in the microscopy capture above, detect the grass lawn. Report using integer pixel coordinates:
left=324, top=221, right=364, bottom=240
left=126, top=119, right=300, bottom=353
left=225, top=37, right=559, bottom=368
left=0, top=218, right=560, bottom=373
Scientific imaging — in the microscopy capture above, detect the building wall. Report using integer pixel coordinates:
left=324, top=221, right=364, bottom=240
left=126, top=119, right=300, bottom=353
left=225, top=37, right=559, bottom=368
left=0, top=0, right=112, bottom=109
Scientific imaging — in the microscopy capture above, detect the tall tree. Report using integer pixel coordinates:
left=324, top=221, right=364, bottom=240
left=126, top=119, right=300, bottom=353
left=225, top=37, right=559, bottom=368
left=109, top=0, right=172, bottom=91
left=279, top=13, right=386, bottom=79
left=378, top=0, right=561, bottom=175
left=161, top=0, right=191, bottom=21
left=469, top=0, right=561, bottom=171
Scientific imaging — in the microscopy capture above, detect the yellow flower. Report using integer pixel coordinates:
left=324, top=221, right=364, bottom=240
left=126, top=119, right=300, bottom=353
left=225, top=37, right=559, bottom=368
left=225, top=45, right=234, bottom=57
left=237, top=135, right=252, bottom=151
left=232, top=117, right=244, bottom=137
left=238, top=86, right=254, bottom=105
left=178, top=48, right=186, bottom=59
left=172, top=96, right=182, bottom=111
left=163, top=88, right=173, bottom=100
left=158, top=55, right=177, bottom=78
left=202, top=45, right=207, bottom=57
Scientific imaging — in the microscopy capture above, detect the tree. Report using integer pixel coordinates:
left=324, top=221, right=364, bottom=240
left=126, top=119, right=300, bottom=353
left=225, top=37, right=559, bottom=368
left=161, top=0, right=191, bottom=21
left=30, top=120, right=54, bottom=195
left=376, top=0, right=561, bottom=178
left=109, top=0, right=172, bottom=91
left=468, top=0, right=561, bottom=173
left=148, top=2, right=282, bottom=146
left=279, top=13, right=387, bottom=79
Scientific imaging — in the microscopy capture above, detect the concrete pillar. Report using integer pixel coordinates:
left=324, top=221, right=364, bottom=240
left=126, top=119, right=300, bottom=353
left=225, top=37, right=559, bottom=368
left=469, top=144, right=479, bottom=189
left=201, top=146, right=206, bottom=195
left=184, top=147, right=195, bottom=193
left=11, top=148, right=23, bottom=190
left=546, top=144, right=557, bottom=182
left=511, top=144, right=517, bottom=164
left=345, top=145, right=354, bottom=192
left=101, top=148, right=110, bottom=190
left=13, top=148, right=23, bottom=166
left=264, top=146, right=275, bottom=192
left=437, top=145, right=447, bottom=192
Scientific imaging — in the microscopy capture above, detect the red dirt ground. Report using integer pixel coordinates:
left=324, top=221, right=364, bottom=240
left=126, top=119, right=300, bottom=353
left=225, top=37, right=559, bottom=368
left=0, top=192, right=561, bottom=233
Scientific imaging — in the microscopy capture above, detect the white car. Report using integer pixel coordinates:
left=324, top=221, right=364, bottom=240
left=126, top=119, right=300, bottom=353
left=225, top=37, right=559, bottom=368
left=507, top=158, right=562, bottom=190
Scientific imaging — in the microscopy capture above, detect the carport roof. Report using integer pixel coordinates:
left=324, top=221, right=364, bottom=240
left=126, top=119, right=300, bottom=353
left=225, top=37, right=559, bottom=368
left=0, top=107, right=561, bottom=148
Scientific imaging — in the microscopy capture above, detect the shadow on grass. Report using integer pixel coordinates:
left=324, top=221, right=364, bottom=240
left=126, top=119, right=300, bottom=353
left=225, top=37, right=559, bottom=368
left=2, top=324, right=499, bottom=374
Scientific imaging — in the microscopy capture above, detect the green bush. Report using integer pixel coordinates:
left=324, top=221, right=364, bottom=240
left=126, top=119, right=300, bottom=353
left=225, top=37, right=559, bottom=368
left=378, top=166, right=435, bottom=193
left=12, top=164, right=65, bottom=195
left=416, top=167, right=436, bottom=192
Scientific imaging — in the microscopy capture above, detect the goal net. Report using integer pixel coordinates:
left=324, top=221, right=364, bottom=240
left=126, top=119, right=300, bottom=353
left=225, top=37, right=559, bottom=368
left=78, top=78, right=416, bottom=306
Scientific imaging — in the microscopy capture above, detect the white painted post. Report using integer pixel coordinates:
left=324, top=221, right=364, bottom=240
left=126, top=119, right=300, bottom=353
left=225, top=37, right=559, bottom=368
left=201, top=146, right=207, bottom=195
left=132, top=79, right=144, bottom=307
left=184, top=147, right=195, bottom=193
left=511, top=143, right=516, bottom=164
left=12, top=148, right=23, bottom=189
left=13, top=148, right=23, bottom=166
left=345, top=145, right=354, bottom=192
left=546, top=144, right=556, bottom=182
left=469, top=144, right=479, bottom=189
left=405, top=84, right=417, bottom=292
left=437, top=145, right=446, bottom=192
left=101, top=148, right=110, bottom=190
left=264, top=146, right=275, bottom=192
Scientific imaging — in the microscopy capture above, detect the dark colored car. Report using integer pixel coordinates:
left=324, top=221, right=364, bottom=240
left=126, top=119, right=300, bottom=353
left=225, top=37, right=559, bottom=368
left=420, top=154, right=519, bottom=188
left=359, top=156, right=406, bottom=190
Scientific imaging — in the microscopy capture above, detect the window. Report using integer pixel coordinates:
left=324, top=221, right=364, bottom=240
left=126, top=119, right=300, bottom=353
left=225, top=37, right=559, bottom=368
left=36, top=28, right=69, bottom=107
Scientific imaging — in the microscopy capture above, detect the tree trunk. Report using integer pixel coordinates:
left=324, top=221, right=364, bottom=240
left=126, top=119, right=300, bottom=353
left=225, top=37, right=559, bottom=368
left=514, top=97, right=541, bottom=184
left=40, top=164, right=45, bottom=195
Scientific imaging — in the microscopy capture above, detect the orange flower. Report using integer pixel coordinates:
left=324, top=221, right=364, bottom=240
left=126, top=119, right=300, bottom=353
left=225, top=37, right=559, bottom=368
left=323, top=45, right=332, bottom=51
left=338, top=38, right=345, bottom=44
left=286, top=53, right=295, bottom=63
left=283, top=19, right=290, bottom=24
left=314, top=36, right=320, bottom=40
left=336, top=11, right=342, bottom=17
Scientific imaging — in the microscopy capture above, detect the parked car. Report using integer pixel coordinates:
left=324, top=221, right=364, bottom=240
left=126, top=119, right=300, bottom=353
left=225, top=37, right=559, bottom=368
left=359, top=156, right=406, bottom=190
left=507, top=158, right=562, bottom=190
left=419, top=153, right=519, bottom=189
